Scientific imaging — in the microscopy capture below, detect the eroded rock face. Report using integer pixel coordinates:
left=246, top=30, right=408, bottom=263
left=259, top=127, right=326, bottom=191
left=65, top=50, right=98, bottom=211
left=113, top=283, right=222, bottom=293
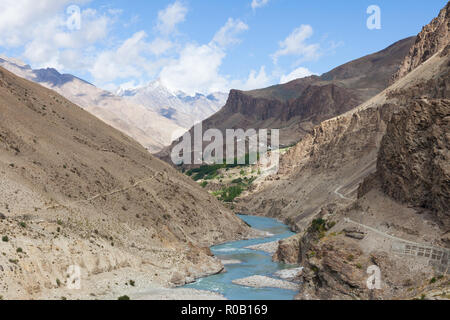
left=377, top=99, right=450, bottom=227
left=394, top=3, right=450, bottom=81
left=273, top=234, right=302, bottom=265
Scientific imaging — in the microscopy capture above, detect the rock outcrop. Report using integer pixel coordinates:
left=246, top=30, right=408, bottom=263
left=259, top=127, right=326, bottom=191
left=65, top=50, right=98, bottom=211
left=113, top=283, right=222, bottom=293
left=393, top=2, right=449, bottom=81
left=377, top=99, right=450, bottom=228
left=273, top=234, right=302, bottom=265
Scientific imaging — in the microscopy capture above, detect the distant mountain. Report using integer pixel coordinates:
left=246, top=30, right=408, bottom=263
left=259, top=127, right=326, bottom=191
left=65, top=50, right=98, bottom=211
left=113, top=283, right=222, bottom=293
left=158, top=36, right=416, bottom=162
left=117, top=80, right=227, bottom=129
left=0, top=57, right=185, bottom=152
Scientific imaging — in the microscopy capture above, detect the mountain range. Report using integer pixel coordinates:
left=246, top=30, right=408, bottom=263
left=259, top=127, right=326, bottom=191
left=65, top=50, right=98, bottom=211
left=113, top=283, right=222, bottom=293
left=158, top=36, right=416, bottom=161
left=0, top=57, right=227, bottom=152
left=159, top=2, right=449, bottom=300
left=117, top=80, right=227, bottom=129
left=0, top=1, right=448, bottom=301
left=0, top=62, right=253, bottom=299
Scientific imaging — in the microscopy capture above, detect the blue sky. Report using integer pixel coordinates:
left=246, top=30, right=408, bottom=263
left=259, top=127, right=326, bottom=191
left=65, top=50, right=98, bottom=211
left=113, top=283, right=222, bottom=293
left=0, top=0, right=447, bottom=94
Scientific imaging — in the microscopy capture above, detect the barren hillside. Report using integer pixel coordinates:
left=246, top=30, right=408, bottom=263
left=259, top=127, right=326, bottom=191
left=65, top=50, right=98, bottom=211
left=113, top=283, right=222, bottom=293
left=0, top=66, right=253, bottom=299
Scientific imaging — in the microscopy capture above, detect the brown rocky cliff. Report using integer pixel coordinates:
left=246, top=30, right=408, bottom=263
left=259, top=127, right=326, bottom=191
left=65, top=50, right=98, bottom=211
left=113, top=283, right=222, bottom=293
left=377, top=98, right=450, bottom=228
left=393, top=2, right=450, bottom=81
left=221, top=84, right=361, bottom=124
left=219, top=90, right=285, bottom=121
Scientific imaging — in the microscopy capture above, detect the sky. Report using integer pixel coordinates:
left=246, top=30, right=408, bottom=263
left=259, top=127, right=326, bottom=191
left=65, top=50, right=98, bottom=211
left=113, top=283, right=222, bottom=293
left=0, top=0, right=447, bottom=95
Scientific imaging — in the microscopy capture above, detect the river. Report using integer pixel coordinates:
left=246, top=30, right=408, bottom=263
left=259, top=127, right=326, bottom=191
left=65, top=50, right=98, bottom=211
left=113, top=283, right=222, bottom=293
left=183, top=215, right=299, bottom=300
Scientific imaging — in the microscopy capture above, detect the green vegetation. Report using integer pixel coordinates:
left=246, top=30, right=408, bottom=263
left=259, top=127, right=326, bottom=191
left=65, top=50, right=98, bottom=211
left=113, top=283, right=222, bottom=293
left=129, top=280, right=135, bottom=287
left=19, top=222, right=26, bottom=228
left=118, top=295, right=130, bottom=300
left=231, top=178, right=243, bottom=184
left=187, top=164, right=228, bottom=181
left=2, top=236, right=8, bottom=242
left=16, top=248, right=23, bottom=253
left=215, top=185, right=244, bottom=202
left=308, top=218, right=336, bottom=239
left=310, top=219, right=327, bottom=235
left=186, top=153, right=260, bottom=181
left=184, top=153, right=263, bottom=203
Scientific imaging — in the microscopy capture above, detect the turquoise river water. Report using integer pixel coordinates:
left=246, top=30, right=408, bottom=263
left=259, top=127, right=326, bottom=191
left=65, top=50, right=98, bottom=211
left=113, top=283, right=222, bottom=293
left=184, top=215, right=298, bottom=300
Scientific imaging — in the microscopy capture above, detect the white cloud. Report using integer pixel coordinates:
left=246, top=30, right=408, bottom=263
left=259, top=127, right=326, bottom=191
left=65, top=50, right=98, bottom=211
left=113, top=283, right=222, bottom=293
left=280, top=67, right=316, bottom=84
left=212, top=18, right=249, bottom=48
left=159, top=43, right=227, bottom=95
left=156, top=1, right=188, bottom=35
left=251, top=0, right=270, bottom=10
left=90, top=31, right=170, bottom=85
left=0, top=1, right=274, bottom=94
left=272, top=25, right=320, bottom=64
left=0, top=0, right=90, bottom=47
left=159, top=19, right=249, bottom=94
left=8, top=5, right=113, bottom=71
left=231, top=66, right=271, bottom=90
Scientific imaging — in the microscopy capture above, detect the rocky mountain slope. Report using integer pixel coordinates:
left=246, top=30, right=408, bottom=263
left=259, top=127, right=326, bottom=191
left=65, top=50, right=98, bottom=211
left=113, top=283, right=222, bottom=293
left=118, top=81, right=227, bottom=129
left=376, top=98, right=449, bottom=228
left=239, top=3, right=449, bottom=300
left=158, top=37, right=415, bottom=162
left=0, top=66, right=254, bottom=299
left=394, top=2, right=449, bottom=81
left=0, top=58, right=185, bottom=152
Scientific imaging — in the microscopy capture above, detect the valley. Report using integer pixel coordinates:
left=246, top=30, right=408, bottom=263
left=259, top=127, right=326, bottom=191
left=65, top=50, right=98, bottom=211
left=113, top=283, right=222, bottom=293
left=173, top=2, right=450, bottom=300
left=0, top=1, right=448, bottom=302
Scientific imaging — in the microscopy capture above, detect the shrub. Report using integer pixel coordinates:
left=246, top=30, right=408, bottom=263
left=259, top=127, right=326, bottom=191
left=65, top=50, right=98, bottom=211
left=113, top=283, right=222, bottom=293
left=118, top=295, right=130, bottom=300
left=2, top=236, right=8, bottom=242
left=218, top=186, right=243, bottom=202
left=231, top=178, right=243, bottom=184
left=310, top=218, right=326, bottom=233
